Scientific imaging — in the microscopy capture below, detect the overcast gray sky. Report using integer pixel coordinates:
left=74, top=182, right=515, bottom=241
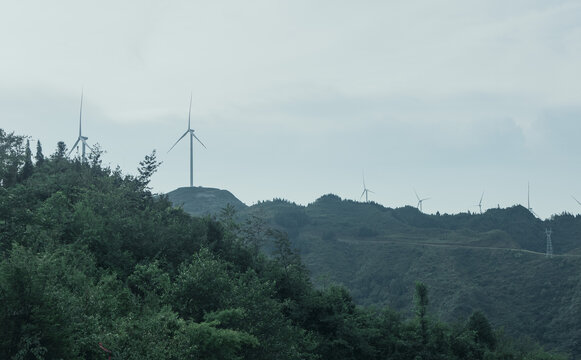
left=2, top=1, right=581, bottom=219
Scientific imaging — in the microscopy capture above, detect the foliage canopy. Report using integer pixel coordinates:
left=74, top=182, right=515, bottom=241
left=0, top=129, right=567, bottom=359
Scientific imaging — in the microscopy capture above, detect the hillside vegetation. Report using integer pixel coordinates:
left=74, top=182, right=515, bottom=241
left=0, top=129, right=568, bottom=359
left=238, top=195, right=581, bottom=356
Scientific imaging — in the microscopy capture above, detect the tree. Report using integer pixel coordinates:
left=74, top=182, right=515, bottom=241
left=137, top=150, right=162, bottom=189
left=88, top=143, right=104, bottom=168
left=34, top=140, right=44, bottom=166
left=18, top=140, right=34, bottom=181
left=171, top=248, right=233, bottom=321
left=414, top=281, right=430, bottom=347
left=467, top=311, right=496, bottom=350
left=0, top=129, right=25, bottom=187
left=240, top=213, right=268, bottom=256
left=53, top=141, right=67, bottom=159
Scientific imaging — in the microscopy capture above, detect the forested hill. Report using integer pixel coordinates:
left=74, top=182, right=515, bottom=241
left=238, top=195, right=581, bottom=356
left=247, top=194, right=581, bottom=255
left=0, top=128, right=568, bottom=359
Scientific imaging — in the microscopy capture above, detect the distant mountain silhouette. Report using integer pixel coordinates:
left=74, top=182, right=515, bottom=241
left=167, top=186, right=247, bottom=216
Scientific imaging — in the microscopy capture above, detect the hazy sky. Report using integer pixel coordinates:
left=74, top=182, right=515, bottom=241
left=2, top=1, right=581, bottom=219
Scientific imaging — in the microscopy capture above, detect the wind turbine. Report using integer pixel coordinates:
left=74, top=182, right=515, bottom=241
left=168, top=94, right=206, bottom=187
left=360, top=172, right=374, bottom=203
left=475, top=191, right=484, bottom=214
left=68, top=91, right=94, bottom=162
left=414, top=189, right=430, bottom=212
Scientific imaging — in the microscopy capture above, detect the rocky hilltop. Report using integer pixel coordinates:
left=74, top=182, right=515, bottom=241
left=166, top=186, right=247, bottom=216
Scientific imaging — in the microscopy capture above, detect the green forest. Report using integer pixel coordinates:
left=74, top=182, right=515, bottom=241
left=0, top=128, right=568, bottom=359
left=234, top=193, right=581, bottom=358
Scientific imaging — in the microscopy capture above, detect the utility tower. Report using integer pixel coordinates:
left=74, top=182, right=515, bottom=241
left=545, top=228, right=553, bottom=258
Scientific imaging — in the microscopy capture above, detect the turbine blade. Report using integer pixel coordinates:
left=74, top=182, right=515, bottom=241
left=414, top=189, right=420, bottom=201
left=360, top=190, right=366, bottom=199
left=188, top=93, right=192, bottom=130
left=192, top=133, right=207, bottom=149
left=79, top=90, right=84, bottom=137
left=479, top=191, right=484, bottom=204
left=68, top=138, right=81, bottom=156
left=84, top=141, right=95, bottom=154
left=168, top=131, right=189, bottom=153
left=572, top=195, right=581, bottom=206
left=368, top=189, right=375, bottom=194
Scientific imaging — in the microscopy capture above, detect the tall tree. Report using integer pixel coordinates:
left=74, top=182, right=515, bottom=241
left=137, top=150, right=162, bottom=189
left=52, top=141, right=67, bottom=159
left=414, top=281, right=430, bottom=347
left=0, top=129, right=25, bottom=187
left=34, top=140, right=44, bottom=166
left=467, top=311, right=496, bottom=350
left=18, top=140, right=34, bottom=181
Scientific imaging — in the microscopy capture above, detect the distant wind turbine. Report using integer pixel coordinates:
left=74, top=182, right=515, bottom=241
left=168, top=94, right=206, bottom=187
left=572, top=195, right=581, bottom=206
left=360, top=172, right=374, bottom=203
left=414, top=189, right=430, bottom=212
left=475, top=191, right=484, bottom=214
left=68, top=91, right=94, bottom=162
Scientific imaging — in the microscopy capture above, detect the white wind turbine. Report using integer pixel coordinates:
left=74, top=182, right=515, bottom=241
left=168, top=94, right=206, bottom=187
left=68, top=91, right=94, bottom=162
left=475, top=191, right=484, bottom=214
left=360, top=172, right=374, bottom=203
left=414, top=189, right=430, bottom=213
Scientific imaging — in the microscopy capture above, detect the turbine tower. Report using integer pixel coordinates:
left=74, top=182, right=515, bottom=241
left=475, top=191, right=484, bottom=214
left=414, top=189, right=430, bottom=213
left=360, top=171, right=374, bottom=203
left=68, top=91, right=94, bottom=162
left=168, top=94, right=206, bottom=187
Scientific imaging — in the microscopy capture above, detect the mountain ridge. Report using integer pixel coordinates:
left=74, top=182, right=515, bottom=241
left=168, top=189, right=581, bottom=355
